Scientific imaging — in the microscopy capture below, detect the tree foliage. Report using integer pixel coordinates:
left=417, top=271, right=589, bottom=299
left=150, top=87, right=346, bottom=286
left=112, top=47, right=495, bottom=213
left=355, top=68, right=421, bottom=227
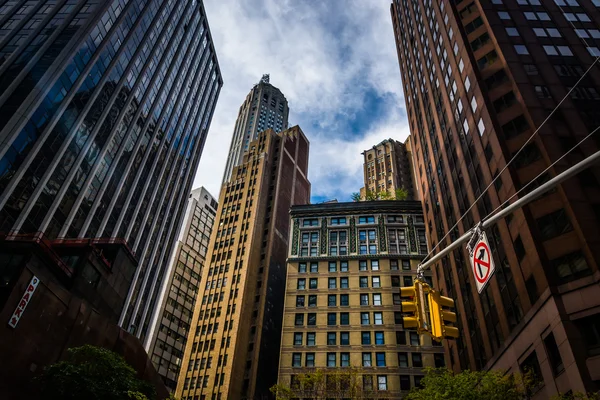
left=405, top=368, right=533, bottom=400
left=270, top=367, right=383, bottom=400
left=552, top=393, right=600, bottom=400
left=352, top=187, right=410, bottom=202
left=35, top=345, right=156, bottom=400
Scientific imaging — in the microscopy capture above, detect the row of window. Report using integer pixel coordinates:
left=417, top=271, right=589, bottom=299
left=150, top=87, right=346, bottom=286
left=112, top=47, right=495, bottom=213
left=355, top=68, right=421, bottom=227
left=291, top=351, right=431, bottom=369
left=296, top=275, right=415, bottom=290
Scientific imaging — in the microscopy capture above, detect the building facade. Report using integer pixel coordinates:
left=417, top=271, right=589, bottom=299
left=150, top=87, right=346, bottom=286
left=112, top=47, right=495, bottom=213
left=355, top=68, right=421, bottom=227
left=360, top=138, right=417, bottom=200
left=0, top=0, right=222, bottom=343
left=221, top=74, right=289, bottom=183
left=176, top=127, right=311, bottom=400
left=276, top=201, right=444, bottom=398
left=391, top=0, right=600, bottom=396
left=145, top=187, right=218, bottom=391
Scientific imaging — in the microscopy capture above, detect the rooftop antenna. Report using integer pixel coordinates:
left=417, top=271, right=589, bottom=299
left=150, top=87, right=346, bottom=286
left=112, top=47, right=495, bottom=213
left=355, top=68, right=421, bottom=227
left=261, top=74, right=270, bottom=84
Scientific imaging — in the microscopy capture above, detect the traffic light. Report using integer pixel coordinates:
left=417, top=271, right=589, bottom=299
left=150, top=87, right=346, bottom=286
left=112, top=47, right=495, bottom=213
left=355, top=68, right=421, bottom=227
left=428, top=290, right=459, bottom=340
left=399, top=280, right=429, bottom=333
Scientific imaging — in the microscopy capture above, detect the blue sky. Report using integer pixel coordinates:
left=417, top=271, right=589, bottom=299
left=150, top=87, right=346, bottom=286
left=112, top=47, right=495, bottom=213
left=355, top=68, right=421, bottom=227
left=192, top=0, right=411, bottom=203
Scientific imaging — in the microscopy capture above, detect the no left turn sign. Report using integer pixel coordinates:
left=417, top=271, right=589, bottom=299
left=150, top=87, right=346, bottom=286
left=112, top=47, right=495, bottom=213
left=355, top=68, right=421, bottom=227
left=467, top=231, right=496, bottom=293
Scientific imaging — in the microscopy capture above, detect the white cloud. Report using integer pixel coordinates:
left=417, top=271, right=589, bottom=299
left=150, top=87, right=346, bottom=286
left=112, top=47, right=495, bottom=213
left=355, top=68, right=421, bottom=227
left=193, top=0, right=409, bottom=202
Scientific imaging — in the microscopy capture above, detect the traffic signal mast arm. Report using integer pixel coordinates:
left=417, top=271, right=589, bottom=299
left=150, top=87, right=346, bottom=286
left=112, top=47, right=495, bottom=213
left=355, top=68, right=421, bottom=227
left=417, top=149, right=600, bottom=278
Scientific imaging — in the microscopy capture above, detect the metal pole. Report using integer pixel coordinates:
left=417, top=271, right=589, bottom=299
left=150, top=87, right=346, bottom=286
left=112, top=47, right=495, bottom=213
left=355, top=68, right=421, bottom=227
left=417, top=149, right=600, bottom=274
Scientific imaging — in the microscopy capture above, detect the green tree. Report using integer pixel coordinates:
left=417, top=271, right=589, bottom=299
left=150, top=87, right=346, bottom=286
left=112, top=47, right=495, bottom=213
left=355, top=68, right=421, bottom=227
left=35, top=345, right=156, bottom=400
left=378, top=190, right=393, bottom=200
left=270, top=367, right=381, bottom=399
left=364, top=190, right=378, bottom=201
left=405, top=368, right=532, bottom=400
left=351, top=192, right=362, bottom=202
left=394, top=187, right=409, bottom=200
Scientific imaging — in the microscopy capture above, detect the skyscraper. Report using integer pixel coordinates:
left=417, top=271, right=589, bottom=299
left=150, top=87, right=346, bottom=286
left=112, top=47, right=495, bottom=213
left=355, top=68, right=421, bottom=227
left=0, top=0, right=223, bottom=342
left=392, top=0, right=600, bottom=395
left=221, top=74, right=289, bottom=183
left=177, top=126, right=310, bottom=400
left=276, top=201, right=444, bottom=397
left=145, top=186, right=218, bottom=391
left=360, top=138, right=418, bottom=200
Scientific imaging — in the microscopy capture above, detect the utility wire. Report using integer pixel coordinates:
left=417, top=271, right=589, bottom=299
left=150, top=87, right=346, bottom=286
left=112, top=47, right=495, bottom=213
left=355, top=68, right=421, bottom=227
left=420, top=20, right=600, bottom=265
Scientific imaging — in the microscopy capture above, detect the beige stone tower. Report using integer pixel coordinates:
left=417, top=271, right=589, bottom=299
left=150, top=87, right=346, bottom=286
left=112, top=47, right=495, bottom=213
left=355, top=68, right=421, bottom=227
left=176, top=126, right=311, bottom=400
left=359, top=138, right=417, bottom=200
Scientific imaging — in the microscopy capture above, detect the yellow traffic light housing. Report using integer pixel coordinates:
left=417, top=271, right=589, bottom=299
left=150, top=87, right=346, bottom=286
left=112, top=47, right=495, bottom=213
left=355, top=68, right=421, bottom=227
left=399, top=280, right=430, bottom=333
left=428, top=291, right=460, bottom=340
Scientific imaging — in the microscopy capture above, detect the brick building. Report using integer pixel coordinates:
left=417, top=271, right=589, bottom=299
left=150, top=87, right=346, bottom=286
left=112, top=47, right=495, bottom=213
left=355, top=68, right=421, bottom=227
left=391, top=0, right=600, bottom=396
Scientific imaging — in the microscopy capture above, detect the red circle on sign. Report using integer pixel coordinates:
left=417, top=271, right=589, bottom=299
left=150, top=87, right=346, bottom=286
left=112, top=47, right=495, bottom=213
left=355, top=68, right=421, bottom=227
left=473, top=242, right=491, bottom=284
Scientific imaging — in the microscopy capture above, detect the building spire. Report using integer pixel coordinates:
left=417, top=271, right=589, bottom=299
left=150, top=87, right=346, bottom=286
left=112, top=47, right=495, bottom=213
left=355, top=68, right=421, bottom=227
left=260, top=73, right=270, bottom=84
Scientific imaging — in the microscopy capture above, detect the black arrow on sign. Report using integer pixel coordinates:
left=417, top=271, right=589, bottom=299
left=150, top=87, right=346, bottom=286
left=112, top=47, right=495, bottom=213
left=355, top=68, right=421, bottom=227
left=477, top=249, right=486, bottom=278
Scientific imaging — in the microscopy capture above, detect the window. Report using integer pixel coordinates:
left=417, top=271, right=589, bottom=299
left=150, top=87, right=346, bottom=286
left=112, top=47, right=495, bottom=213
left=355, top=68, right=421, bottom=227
left=390, top=260, right=399, bottom=270
left=362, top=353, right=372, bottom=367
left=377, top=376, right=388, bottom=391
left=502, top=115, right=529, bottom=139
left=536, top=209, right=573, bottom=240
left=525, top=11, right=550, bottom=20
left=328, top=295, right=336, bottom=307
left=330, top=217, right=346, bottom=225
left=514, top=45, right=529, bottom=55
left=341, top=332, right=350, bottom=345
left=294, top=333, right=302, bottom=345
left=544, top=45, right=573, bottom=56
left=297, top=279, right=305, bottom=290
left=328, top=278, right=337, bottom=289
left=371, top=260, right=380, bottom=270
left=531, top=87, right=554, bottom=102
left=388, top=228, right=408, bottom=254
left=373, top=294, right=382, bottom=306
left=412, top=353, right=423, bottom=367
left=465, top=17, right=483, bottom=34
left=340, top=313, right=350, bottom=325
left=372, top=276, right=380, bottom=288
left=376, top=352, right=386, bottom=367
left=520, top=352, right=543, bottom=388
left=340, top=277, right=349, bottom=289
left=470, top=32, right=490, bottom=51
left=361, top=312, right=370, bottom=325
left=340, top=294, right=349, bottom=306
left=341, top=352, right=350, bottom=367
left=308, top=313, right=316, bottom=325
left=498, top=11, right=511, bottom=20
left=308, top=295, right=317, bottom=307
left=329, top=262, right=337, bottom=272
left=403, top=276, right=413, bottom=287
left=328, top=313, right=336, bottom=326
left=506, top=27, right=519, bottom=37
left=393, top=293, right=401, bottom=305
left=400, top=375, right=411, bottom=391
left=435, top=353, right=446, bottom=368
left=328, top=332, right=336, bottom=345
left=363, top=375, right=373, bottom=391
left=478, top=118, right=485, bottom=136
left=398, top=352, right=408, bottom=367
left=360, top=294, right=369, bottom=306
left=397, top=331, right=407, bottom=345
left=359, top=260, right=368, bottom=271
left=544, top=333, right=564, bottom=375
left=329, top=231, right=348, bottom=255
left=306, top=352, right=315, bottom=367
left=310, top=262, right=318, bottom=273
left=362, top=331, right=371, bottom=345
left=375, top=331, right=385, bottom=345
left=360, top=277, right=368, bottom=288
left=575, top=313, right=600, bottom=356
left=588, top=47, right=600, bottom=57
left=374, top=312, right=383, bottom=325
left=410, top=332, right=420, bottom=346
left=303, top=218, right=318, bottom=226
left=298, top=263, right=306, bottom=273
left=552, top=251, right=590, bottom=281
left=295, top=314, right=304, bottom=326
left=514, top=235, right=526, bottom=261
left=292, top=353, right=301, bottom=367
left=309, top=278, right=318, bottom=289
left=301, top=232, right=319, bottom=256
left=358, top=216, right=375, bottom=224
left=296, top=296, right=305, bottom=307
left=327, top=353, right=336, bottom=367
left=340, top=261, right=348, bottom=272
left=307, top=332, right=316, bottom=346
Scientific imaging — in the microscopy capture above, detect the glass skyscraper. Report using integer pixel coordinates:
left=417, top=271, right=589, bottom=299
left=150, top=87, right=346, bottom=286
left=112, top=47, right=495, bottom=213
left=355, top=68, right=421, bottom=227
left=0, top=0, right=222, bottom=342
